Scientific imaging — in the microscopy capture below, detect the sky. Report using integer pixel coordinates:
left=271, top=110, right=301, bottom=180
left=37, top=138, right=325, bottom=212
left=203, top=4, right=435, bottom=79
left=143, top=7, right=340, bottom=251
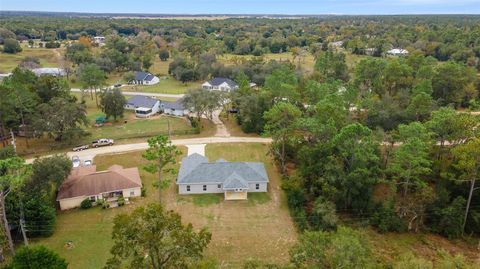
left=1, top=0, right=480, bottom=15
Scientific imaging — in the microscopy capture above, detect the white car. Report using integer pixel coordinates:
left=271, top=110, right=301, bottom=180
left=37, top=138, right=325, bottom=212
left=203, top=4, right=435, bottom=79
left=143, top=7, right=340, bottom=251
left=83, top=160, right=92, bottom=166
left=72, top=156, right=81, bottom=168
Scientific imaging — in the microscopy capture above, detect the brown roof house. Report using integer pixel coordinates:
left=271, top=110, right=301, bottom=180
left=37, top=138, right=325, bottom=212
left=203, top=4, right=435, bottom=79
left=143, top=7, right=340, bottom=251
left=57, top=165, right=142, bottom=210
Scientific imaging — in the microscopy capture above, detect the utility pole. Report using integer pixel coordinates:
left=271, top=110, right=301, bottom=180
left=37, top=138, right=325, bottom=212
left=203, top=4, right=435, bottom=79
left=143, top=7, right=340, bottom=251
left=9, top=129, right=16, bottom=154
left=19, top=201, right=28, bottom=246
left=167, top=118, right=171, bottom=138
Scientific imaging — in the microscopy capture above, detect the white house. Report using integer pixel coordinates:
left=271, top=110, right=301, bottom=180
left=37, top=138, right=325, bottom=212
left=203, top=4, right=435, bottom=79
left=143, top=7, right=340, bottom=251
left=386, top=48, right=409, bottom=57
left=57, top=165, right=142, bottom=210
left=176, top=153, right=269, bottom=200
left=202, top=77, right=239, bottom=92
left=130, top=71, right=160, bottom=85
left=162, top=99, right=189, bottom=117
left=31, top=68, right=66, bottom=77
left=93, top=36, right=106, bottom=45
left=125, top=95, right=161, bottom=118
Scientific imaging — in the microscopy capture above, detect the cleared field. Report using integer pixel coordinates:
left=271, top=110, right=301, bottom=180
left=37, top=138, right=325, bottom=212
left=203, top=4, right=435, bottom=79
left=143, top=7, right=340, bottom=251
left=0, top=46, right=63, bottom=72
left=219, top=52, right=316, bottom=73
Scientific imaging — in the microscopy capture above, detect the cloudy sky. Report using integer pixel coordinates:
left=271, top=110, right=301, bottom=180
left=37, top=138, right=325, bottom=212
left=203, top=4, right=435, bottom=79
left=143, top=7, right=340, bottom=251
left=1, top=0, right=480, bottom=14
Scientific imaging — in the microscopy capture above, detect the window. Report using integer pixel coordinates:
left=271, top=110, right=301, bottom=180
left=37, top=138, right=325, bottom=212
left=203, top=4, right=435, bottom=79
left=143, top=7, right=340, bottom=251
left=186, top=185, right=190, bottom=192
left=256, top=184, right=260, bottom=190
left=130, top=189, right=135, bottom=196
left=217, top=184, right=221, bottom=188
left=203, top=185, right=207, bottom=191
left=89, top=196, right=96, bottom=202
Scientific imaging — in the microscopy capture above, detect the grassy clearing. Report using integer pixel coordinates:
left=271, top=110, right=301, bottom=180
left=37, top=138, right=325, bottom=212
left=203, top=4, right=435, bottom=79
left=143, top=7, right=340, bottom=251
left=0, top=46, right=63, bottom=72
left=121, top=76, right=200, bottom=94
left=219, top=52, right=316, bottom=73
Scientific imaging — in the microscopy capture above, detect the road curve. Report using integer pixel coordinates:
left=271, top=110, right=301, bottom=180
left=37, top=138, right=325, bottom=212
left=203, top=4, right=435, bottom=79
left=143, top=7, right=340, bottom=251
left=70, top=88, right=184, bottom=99
left=25, top=136, right=272, bottom=164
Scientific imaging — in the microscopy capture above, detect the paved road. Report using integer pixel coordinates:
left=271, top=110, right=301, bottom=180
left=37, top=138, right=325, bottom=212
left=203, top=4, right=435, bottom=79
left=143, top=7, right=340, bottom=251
left=25, top=136, right=272, bottom=164
left=71, top=88, right=184, bottom=99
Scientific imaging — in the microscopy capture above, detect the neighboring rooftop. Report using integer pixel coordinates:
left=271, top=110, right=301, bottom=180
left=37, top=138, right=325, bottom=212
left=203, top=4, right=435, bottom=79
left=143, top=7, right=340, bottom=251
left=31, top=68, right=66, bottom=77
left=134, top=71, right=155, bottom=82
left=177, top=153, right=269, bottom=185
left=57, top=165, right=142, bottom=200
left=207, top=77, right=238, bottom=88
left=162, top=99, right=186, bottom=110
left=126, top=95, right=159, bottom=108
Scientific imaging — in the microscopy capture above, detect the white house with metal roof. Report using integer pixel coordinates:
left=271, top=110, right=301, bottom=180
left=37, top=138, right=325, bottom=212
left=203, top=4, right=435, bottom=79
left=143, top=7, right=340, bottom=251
left=31, top=68, right=66, bottom=77
left=130, top=71, right=160, bottom=85
left=202, top=77, right=239, bottom=92
left=386, top=48, right=409, bottom=56
left=176, top=153, right=269, bottom=200
left=125, top=95, right=161, bottom=118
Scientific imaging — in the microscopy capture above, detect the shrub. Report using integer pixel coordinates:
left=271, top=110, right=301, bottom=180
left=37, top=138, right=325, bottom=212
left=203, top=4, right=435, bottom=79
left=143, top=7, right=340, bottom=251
left=369, top=201, right=406, bottom=233
left=118, top=197, right=125, bottom=206
left=3, top=38, right=22, bottom=53
left=80, top=198, right=92, bottom=209
left=436, top=196, right=465, bottom=239
left=309, top=198, right=338, bottom=231
left=141, top=186, right=146, bottom=197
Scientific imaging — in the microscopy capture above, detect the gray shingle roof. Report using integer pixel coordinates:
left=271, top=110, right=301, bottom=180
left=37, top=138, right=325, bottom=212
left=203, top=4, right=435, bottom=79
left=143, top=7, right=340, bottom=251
left=134, top=71, right=155, bottom=81
left=162, top=99, right=185, bottom=110
left=177, top=153, right=268, bottom=185
left=223, top=173, right=249, bottom=189
left=126, top=95, right=159, bottom=108
left=207, top=77, right=238, bottom=88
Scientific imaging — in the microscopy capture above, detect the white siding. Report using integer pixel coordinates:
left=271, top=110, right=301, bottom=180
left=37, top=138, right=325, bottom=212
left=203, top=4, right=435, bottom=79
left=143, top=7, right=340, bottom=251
left=248, top=182, right=268, bottom=192
left=178, top=183, right=223, bottom=194
left=122, top=187, right=142, bottom=198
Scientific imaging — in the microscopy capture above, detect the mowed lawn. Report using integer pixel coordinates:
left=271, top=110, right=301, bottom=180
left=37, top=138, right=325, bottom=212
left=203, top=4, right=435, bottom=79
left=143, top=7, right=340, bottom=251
left=34, top=143, right=297, bottom=269
left=121, top=76, right=201, bottom=94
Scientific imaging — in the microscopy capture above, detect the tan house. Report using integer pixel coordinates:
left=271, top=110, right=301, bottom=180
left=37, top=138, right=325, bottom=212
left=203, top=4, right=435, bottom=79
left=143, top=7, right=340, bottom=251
left=57, top=165, right=142, bottom=210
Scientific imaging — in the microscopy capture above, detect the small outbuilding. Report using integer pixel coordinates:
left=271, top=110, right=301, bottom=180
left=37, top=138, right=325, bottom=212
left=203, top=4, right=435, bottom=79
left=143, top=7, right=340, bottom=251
left=125, top=95, right=161, bottom=118
left=386, top=48, right=409, bottom=57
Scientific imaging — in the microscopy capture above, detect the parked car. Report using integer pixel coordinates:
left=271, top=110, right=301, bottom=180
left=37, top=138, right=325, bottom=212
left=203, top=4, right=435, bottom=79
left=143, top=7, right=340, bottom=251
left=83, top=160, right=92, bottom=166
left=92, top=138, right=114, bottom=148
left=73, top=144, right=89, bottom=151
left=72, top=156, right=80, bottom=168
left=114, top=83, right=122, bottom=88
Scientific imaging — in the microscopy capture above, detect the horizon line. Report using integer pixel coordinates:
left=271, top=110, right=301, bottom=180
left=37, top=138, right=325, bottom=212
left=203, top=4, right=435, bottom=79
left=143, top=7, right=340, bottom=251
left=1, top=10, right=480, bottom=16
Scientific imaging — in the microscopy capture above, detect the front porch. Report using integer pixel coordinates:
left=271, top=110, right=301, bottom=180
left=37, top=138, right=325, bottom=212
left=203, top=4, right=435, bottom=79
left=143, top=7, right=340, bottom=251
left=224, top=190, right=248, bottom=200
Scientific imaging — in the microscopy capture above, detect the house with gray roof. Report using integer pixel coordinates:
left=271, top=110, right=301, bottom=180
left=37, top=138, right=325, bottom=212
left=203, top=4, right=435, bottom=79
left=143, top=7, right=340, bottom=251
left=202, top=77, right=239, bottom=92
left=162, top=99, right=189, bottom=117
left=125, top=95, right=161, bottom=118
left=31, top=68, right=66, bottom=77
left=130, top=71, right=159, bottom=85
left=176, top=153, right=269, bottom=200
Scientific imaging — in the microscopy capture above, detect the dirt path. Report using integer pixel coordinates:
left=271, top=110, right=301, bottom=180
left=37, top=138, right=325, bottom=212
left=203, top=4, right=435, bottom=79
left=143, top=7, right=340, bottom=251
left=25, top=136, right=272, bottom=164
left=212, top=110, right=230, bottom=137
